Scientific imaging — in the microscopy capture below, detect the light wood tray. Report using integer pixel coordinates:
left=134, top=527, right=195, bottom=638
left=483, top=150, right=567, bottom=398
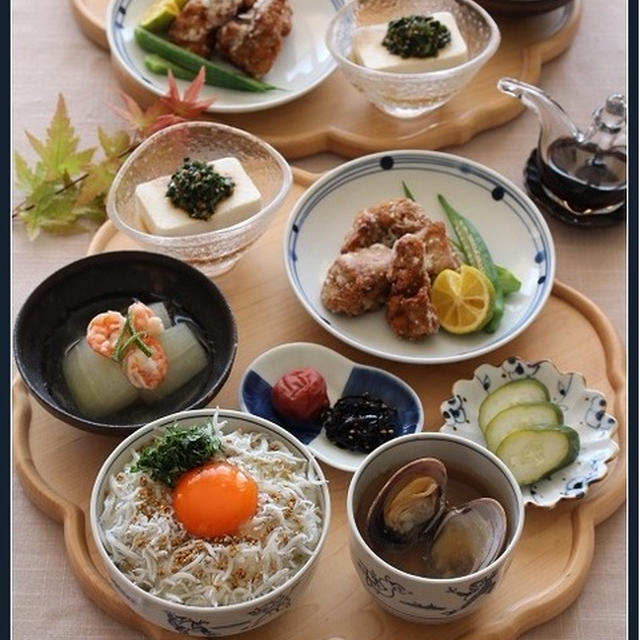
left=70, top=0, right=582, bottom=158
left=14, top=168, right=626, bottom=639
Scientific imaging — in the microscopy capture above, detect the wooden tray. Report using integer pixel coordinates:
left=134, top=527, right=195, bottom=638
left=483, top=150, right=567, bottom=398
left=70, top=0, right=582, bottom=158
left=14, top=168, right=626, bottom=639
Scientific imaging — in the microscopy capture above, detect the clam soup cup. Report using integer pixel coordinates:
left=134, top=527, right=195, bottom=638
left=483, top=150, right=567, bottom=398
left=347, top=432, right=524, bottom=622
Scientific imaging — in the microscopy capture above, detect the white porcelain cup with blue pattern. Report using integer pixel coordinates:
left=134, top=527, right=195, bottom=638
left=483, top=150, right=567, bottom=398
left=90, top=409, right=331, bottom=637
left=346, top=432, right=524, bottom=623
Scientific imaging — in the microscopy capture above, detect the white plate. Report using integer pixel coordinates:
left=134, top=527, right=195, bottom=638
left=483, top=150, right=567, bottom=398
left=238, top=342, right=424, bottom=472
left=284, top=150, right=555, bottom=364
left=439, top=357, right=619, bottom=507
left=107, top=0, right=341, bottom=114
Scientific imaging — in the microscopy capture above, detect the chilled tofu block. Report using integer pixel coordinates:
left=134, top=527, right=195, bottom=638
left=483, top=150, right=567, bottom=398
left=352, top=12, right=468, bottom=73
left=135, top=157, right=262, bottom=237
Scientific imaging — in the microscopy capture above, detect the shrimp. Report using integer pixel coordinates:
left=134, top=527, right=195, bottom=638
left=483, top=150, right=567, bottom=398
left=86, top=311, right=126, bottom=358
left=123, top=336, right=168, bottom=390
left=128, top=302, right=164, bottom=337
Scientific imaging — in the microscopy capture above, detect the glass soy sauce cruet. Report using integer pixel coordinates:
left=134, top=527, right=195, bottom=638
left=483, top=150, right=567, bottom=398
left=498, top=77, right=626, bottom=216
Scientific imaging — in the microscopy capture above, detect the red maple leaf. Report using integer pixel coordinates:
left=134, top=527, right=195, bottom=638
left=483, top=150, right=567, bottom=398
left=112, top=66, right=215, bottom=139
left=160, top=67, right=216, bottom=118
left=111, top=93, right=170, bottom=139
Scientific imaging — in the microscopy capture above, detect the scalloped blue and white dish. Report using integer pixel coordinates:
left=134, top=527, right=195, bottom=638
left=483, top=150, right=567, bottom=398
left=439, top=356, right=619, bottom=507
left=238, top=342, right=424, bottom=472
left=284, top=150, right=555, bottom=364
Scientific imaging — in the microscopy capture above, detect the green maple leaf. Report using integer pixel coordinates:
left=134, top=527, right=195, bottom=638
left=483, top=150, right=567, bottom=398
left=20, top=183, right=81, bottom=239
left=74, top=196, right=108, bottom=224
left=25, top=94, right=96, bottom=181
left=75, top=128, right=131, bottom=207
left=75, top=157, right=120, bottom=207
left=13, top=151, right=43, bottom=193
left=98, top=127, right=131, bottom=159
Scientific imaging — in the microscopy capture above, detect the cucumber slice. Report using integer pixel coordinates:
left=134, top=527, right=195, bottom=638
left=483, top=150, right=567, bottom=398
left=495, top=425, right=580, bottom=485
left=485, top=402, right=563, bottom=452
left=478, top=379, right=550, bottom=433
left=62, top=340, right=139, bottom=417
left=139, top=323, right=209, bottom=402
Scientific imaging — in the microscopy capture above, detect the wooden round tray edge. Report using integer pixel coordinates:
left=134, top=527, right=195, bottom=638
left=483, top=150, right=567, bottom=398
left=76, top=0, right=583, bottom=159
left=70, top=0, right=109, bottom=50
left=12, top=376, right=178, bottom=639
left=13, top=378, right=69, bottom=524
left=482, top=523, right=595, bottom=640
left=551, top=282, right=627, bottom=527
left=13, top=278, right=626, bottom=640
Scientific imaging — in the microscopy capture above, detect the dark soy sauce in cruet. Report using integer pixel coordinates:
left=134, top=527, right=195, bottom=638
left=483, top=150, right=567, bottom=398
left=539, top=137, right=627, bottom=212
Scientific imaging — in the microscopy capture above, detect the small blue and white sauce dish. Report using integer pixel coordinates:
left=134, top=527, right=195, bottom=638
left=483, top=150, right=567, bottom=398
left=239, top=342, right=424, bottom=472
left=439, top=356, right=619, bottom=507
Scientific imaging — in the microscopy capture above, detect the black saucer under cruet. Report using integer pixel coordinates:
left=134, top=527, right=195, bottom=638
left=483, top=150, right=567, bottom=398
left=524, top=149, right=626, bottom=228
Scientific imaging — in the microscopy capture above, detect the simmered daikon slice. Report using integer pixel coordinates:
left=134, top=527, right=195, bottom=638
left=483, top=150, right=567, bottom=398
left=147, top=301, right=172, bottom=329
left=139, top=323, right=209, bottom=403
left=62, top=339, right=138, bottom=417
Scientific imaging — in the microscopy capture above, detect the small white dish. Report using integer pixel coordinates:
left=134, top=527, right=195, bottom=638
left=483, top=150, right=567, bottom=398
left=284, top=150, right=555, bottom=364
left=107, top=0, right=341, bottom=114
left=238, top=342, right=424, bottom=472
left=439, top=356, right=619, bottom=507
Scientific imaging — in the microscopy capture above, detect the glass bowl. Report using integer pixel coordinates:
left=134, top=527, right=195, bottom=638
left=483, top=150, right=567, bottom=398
left=325, top=0, right=501, bottom=119
left=107, top=122, right=292, bottom=277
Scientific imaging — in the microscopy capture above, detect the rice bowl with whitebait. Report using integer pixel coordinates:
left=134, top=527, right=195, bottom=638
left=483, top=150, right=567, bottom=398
left=94, top=410, right=329, bottom=612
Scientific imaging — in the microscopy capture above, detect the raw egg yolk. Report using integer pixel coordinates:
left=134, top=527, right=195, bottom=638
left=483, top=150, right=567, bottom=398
left=173, top=461, right=258, bottom=538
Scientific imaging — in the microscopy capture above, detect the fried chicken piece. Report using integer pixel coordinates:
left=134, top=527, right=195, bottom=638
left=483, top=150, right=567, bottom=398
left=321, top=244, right=393, bottom=317
left=385, top=234, right=439, bottom=340
left=168, top=0, right=248, bottom=58
left=415, top=219, right=461, bottom=278
left=214, top=0, right=292, bottom=78
left=340, top=197, right=430, bottom=253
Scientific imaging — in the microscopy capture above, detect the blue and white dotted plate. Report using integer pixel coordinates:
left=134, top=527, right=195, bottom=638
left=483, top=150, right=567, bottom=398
left=107, top=0, right=341, bottom=114
left=238, top=342, right=423, bottom=472
left=439, top=356, right=619, bottom=507
left=284, top=151, right=555, bottom=364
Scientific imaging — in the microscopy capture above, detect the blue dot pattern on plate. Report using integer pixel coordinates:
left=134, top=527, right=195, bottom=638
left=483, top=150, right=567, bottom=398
left=492, top=186, right=505, bottom=200
left=285, top=152, right=555, bottom=362
left=241, top=367, right=421, bottom=445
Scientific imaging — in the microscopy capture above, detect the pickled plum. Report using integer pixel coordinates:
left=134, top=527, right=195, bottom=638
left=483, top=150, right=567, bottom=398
left=271, top=368, right=330, bottom=421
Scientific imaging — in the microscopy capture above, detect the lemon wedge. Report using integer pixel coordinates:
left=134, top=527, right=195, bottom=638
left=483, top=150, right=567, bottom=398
left=140, top=0, right=181, bottom=32
left=431, top=265, right=495, bottom=334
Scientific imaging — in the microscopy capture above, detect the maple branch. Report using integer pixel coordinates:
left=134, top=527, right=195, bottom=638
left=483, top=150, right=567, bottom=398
left=12, top=144, right=138, bottom=219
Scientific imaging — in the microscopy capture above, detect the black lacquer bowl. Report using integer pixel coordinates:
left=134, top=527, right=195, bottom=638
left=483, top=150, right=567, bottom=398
left=14, top=251, right=237, bottom=434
